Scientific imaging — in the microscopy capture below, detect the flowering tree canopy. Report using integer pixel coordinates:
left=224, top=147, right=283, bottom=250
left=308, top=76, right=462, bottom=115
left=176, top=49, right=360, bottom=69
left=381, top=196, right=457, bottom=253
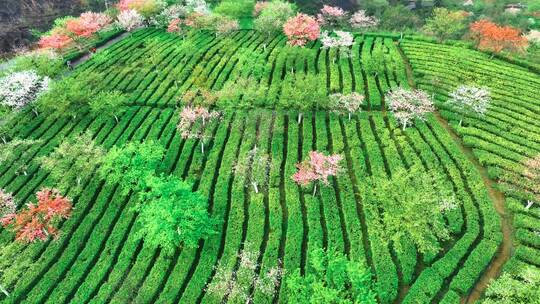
left=167, top=18, right=183, bottom=34
left=523, top=155, right=540, bottom=208
left=117, top=0, right=166, bottom=17
left=329, top=92, right=364, bottom=120
left=317, top=5, right=348, bottom=29
left=234, top=146, right=272, bottom=193
left=470, top=20, right=528, bottom=54
left=449, top=85, right=491, bottom=126
left=207, top=247, right=283, bottom=303
left=320, top=30, right=354, bottom=50
left=177, top=105, right=220, bottom=153
left=0, top=70, right=50, bottom=110
left=292, top=151, right=343, bottom=195
left=283, top=13, right=320, bottom=47
left=253, top=1, right=269, bottom=17
left=38, top=33, right=73, bottom=50
left=0, top=189, right=16, bottom=219
left=216, top=19, right=240, bottom=36
left=386, top=88, right=434, bottom=130
left=350, top=10, right=379, bottom=29
left=117, top=9, right=145, bottom=32
left=66, top=12, right=111, bottom=38
left=1, top=188, right=72, bottom=243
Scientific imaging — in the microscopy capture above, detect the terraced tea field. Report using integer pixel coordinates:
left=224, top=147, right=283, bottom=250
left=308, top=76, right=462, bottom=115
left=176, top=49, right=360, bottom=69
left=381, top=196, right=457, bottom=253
left=0, top=28, right=538, bottom=303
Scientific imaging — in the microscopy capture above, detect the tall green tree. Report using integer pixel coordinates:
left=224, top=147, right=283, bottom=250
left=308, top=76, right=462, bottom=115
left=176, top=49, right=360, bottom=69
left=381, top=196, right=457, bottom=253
left=423, top=8, right=467, bottom=42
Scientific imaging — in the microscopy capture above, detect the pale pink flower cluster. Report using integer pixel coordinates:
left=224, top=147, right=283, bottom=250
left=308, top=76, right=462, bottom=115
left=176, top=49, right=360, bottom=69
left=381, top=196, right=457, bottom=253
left=317, top=5, right=347, bottom=27
left=253, top=1, right=269, bottom=17
left=292, top=151, right=343, bottom=187
left=0, top=189, right=16, bottom=220
left=177, top=105, right=220, bottom=139
left=320, top=30, right=354, bottom=49
left=283, top=13, right=320, bottom=47
left=66, top=12, right=112, bottom=38
left=116, top=9, right=145, bottom=31
left=167, top=18, right=183, bottom=33
left=216, top=19, right=240, bottom=36
left=350, top=10, right=379, bottom=29
left=526, top=30, right=540, bottom=44
left=386, top=88, right=434, bottom=130
left=0, top=70, right=50, bottom=110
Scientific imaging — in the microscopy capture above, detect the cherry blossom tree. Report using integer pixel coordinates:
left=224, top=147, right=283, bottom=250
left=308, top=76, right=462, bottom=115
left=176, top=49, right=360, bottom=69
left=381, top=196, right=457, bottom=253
left=386, top=88, right=434, bottom=131
left=177, top=105, right=220, bottom=154
left=320, top=30, right=354, bottom=57
left=234, top=146, right=271, bottom=193
left=216, top=19, right=240, bottom=37
left=449, top=85, right=491, bottom=126
left=0, top=70, right=50, bottom=111
left=66, top=12, right=111, bottom=38
left=329, top=92, right=364, bottom=120
left=283, top=13, right=320, bottom=47
left=350, top=10, right=379, bottom=29
left=1, top=188, right=72, bottom=243
left=317, top=5, right=348, bottom=29
left=206, top=247, right=283, bottom=303
left=0, top=189, right=15, bottom=219
left=38, top=33, right=73, bottom=50
left=292, top=151, right=343, bottom=196
left=117, top=9, right=145, bottom=32
left=253, top=1, right=269, bottom=17
left=167, top=18, right=184, bottom=35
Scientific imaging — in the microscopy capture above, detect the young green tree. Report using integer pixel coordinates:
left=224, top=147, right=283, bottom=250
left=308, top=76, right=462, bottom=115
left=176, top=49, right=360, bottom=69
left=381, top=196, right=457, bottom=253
left=286, top=248, right=377, bottom=304
left=134, top=174, right=216, bottom=251
left=0, top=138, right=42, bottom=176
left=482, top=266, right=540, bottom=303
left=89, top=90, right=129, bottom=122
left=423, top=8, right=467, bottom=42
left=39, top=131, right=105, bottom=192
left=365, top=166, right=458, bottom=255
left=37, top=72, right=101, bottom=119
left=99, top=140, right=165, bottom=194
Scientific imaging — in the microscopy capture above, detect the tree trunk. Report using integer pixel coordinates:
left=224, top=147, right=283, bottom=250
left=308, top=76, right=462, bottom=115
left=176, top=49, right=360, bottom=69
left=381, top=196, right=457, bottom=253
left=526, top=200, right=534, bottom=210
left=0, top=284, right=9, bottom=297
left=348, top=112, right=351, bottom=121
left=114, top=115, right=119, bottom=123
left=252, top=182, right=258, bottom=194
left=459, top=119, right=463, bottom=127
left=312, top=184, right=317, bottom=197
left=201, top=142, right=204, bottom=154
left=1, top=137, right=6, bottom=144
left=297, top=113, right=303, bottom=124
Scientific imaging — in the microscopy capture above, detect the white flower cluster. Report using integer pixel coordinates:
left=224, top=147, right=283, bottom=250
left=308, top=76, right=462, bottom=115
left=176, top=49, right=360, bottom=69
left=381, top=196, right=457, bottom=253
left=449, top=85, right=491, bottom=115
left=117, top=9, right=145, bottom=32
left=185, top=0, right=210, bottom=15
left=350, top=10, right=379, bottom=29
left=320, top=30, right=354, bottom=49
left=150, top=4, right=188, bottom=27
left=0, top=70, right=50, bottom=110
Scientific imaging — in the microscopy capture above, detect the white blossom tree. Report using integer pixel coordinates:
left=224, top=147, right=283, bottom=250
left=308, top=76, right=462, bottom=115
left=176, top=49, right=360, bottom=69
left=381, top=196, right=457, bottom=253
left=117, top=9, right=145, bottom=32
left=449, top=85, right=491, bottom=126
left=0, top=189, right=15, bottom=220
left=350, top=10, right=379, bottom=29
left=206, top=248, right=283, bottom=303
left=0, top=70, right=49, bottom=112
left=386, top=88, right=434, bottom=131
left=320, top=30, right=354, bottom=58
left=177, top=105, right=220, bottom=153
left=234, top=146, right=271, bottom=193
left=329, top=92, right=364, bottom=120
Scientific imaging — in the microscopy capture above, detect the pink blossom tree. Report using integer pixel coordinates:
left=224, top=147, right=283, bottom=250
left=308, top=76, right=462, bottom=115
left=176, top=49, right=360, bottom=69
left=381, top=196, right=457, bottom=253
left=317, top=5, right=348, bottom=29
left=329, top=92, right=364, bottom=120
left=292, top=151, right=343, bottom=196
left=283, top=13, right=320, bottom=47
left=177, top=105, right=220, bottom=153
left=350, top=10, right=379, bottom=30
left=66, top=12, right=111, bottom=38
left=167, top=18, right=184, bottom=35
left=216, top=19, right=240, bottom=37
left=1, top=188, right=72, bottom=243
left=253, top=1, right=269, bottom=17
left=386, top=88, right=434, bottom=131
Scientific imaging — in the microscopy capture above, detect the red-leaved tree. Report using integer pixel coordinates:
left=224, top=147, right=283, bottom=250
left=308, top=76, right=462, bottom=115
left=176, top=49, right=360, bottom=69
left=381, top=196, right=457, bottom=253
left=38, top=33, right=73, bottom=50
left=469, top=20, right=528, bottom=55
left=283, top=13, right=320, bottom=47
left=0, top=188, right=72, bottom=243
left=292, top=151, right=343, bottom=195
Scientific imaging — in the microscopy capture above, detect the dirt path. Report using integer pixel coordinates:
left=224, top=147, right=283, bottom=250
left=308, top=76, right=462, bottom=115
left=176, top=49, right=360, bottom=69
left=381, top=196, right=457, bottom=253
left=71, top=32, right=129, bottom=68
left=396, top=42, right=514, bottom=303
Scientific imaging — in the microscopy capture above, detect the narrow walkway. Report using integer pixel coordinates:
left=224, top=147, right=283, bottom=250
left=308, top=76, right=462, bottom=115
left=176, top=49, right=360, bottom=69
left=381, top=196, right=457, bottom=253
left=72, top=32, right=129, bottom=68
left=396, top=42, right=514, bottom=303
